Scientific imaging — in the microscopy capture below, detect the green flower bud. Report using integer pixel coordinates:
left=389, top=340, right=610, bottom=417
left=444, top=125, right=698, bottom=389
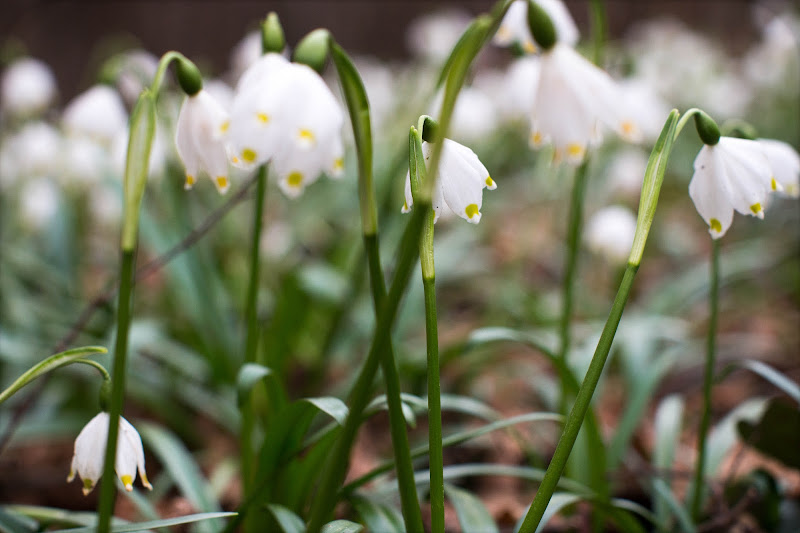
left=420, top=115, right=440, bottom=143
left=527, top=0, right=557, bottom=51
left=175, top=57, right=203, bottom=96
left=694, top=110, right=721, bottom=145
left=262, top=12, right=286, bottom=54
left=292, top=29, right=331, bottom=74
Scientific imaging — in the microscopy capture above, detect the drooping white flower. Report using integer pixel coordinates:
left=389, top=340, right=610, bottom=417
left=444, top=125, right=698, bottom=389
left=67, top=412, right=152, bottom=496
left=226, top=53, right=345, bottom=198
left=688, top=136, right=773, bottom=239
left=175, top=89, right=230, bottom=193
left=402, top=138, right=495, bottom=224
left=757, top=138, right=800, bottom=197
left=406, top=9, right=472, bottom=63
left=529, top=43, right=640, bottom=165
left=585, top=205, right=637, bottom=263
left=6, top=121, right=63, bottom=178
left=63, top=85, right=128, bottom=143
left=494, top=0, right=578, bottom=53
left=1, top=58, right=57, bottom=116
left=429, top=87, right=498, bottom=142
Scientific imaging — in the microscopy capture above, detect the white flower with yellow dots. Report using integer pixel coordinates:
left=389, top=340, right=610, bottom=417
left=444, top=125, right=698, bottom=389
left=67, top=412, right=152, bottom=496
left=226, top=53, right=345, bottom=198
left=494, top=0, right=578, bottom=54
left=757, top=138, right=800, bottom=198
left=529, top=42, right=640, bottom=165
left=175, top=89, right=231, bottom=193
left=402, top=138, right=495, bottom=224
left=688, top=136, right=773, bottom=239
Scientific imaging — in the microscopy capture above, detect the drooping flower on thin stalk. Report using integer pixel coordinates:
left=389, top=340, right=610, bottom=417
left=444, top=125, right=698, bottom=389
left=493, top=0, right=578, bottom=53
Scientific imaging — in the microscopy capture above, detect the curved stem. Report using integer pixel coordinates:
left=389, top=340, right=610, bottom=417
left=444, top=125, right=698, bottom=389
left=690, top=238, right=720, bottom=521
left=96, top=249, right=137, bottom=533
left=149, top=51, right=185, bottom=95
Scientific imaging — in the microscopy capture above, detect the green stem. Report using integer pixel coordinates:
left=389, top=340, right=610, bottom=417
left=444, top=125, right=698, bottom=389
left=96, top=249, right=137, bottom=533
left=305, top=205, right=428, bottom=533
left=589, top=0, right=607, bottom=65
left=690, top=239, right=720, bottom=521
left=241, top=166, right=267, bottom=510
left=150, top=51, right=186, bottom=95
left=518, top=263, right=639, bottom=533
left=420, top=212, right=444, bottom=533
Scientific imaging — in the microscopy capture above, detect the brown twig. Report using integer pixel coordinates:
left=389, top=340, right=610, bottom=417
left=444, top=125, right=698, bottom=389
left=0, top=174, right=259, bottom=454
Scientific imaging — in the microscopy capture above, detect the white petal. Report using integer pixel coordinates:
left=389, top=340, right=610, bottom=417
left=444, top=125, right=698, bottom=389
left=716, top=137, right=771, bottom=218
left=63, top=85, right=128, bottom=143
left=438, top=139, right=486, bottom=223
left=689, top=145, right=734, bottom=238
left=117, top=416, right=149, bottom=491
left=758, top=138, right=800, bottom=197
left=71, top=413, right=110, bottom=494
left=402, top=172, right=414, bottom=213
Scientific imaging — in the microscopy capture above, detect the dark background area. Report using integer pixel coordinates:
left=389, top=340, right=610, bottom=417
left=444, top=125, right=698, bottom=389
left=3, top=0, right=761, bottom=100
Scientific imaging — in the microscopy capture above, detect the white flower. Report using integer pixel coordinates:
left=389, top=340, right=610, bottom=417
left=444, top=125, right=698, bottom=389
left=494, top=0, right=578, bottom=53
left=529, top=43, right=640, bottom=165
left=175, top=89, right=230, bottom=193
left=63, top=85, right=128, bottom=143
left=1, top=58, right=57, bottom=116
left=6, top=121, right=63, bottom=178
left=20, top=177, right=60, bottom=230
left=429, top=87, right=498, bottom=142
left=757, top=139, right=800, bottom=197
left=226, top=53, right=345, bottom=198
left=114, top=50, right=159, bottom=106
left=402, top=138, right=495, bottom=224
left=229, top=31, right=264, bottom=84
left=688, top=137, right=773, bottom=239
left=67, top=412, right=152, bottom=495
left=585, top=205, right=637, bottom=263
left=406, top=9, right=472, bottom=63
left=606, top=147, right=649, bottom=198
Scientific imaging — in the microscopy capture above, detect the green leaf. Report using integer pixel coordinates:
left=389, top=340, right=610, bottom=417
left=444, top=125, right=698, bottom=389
left=444, top=484, right=498, bottom=533
left=461, top=327, right=558, bottom=359
left=320, top=520, right=363, bottom=533
left=651, top=480, right=696, bottom=533
left=121, top=90, right=156, bottom=251
left=236, top=363, right=275, bottom=406
left=351, top=496, right=405, bottom=533
left=516, top=492, right=581, bottom=533
left=48, top=512, right=236, bottom=533
left=0, top=508, right=37, bottom=533
left=266, top=504, right=305, bottom=533
left=733, top=360, right=800, bottom=407
left=737, top=399, right=800, bottom=470
left=652, top=394, right=685, bottom=529
left=137, top=424, right=221, bottom=533
left=0, top=346, right=107, bottom=404
left=302, top=397, right=349, bottom=426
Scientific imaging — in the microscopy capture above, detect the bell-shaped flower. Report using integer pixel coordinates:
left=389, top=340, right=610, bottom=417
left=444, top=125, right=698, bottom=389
left=688, top=136, right=773, bottom=239
left=62, top=85, right=128, bottom=144
left=226, top=53, right=345, bottom=198
left=757, top=138, right=800, bottom=197
left=402, top=138, right=495, bottom=224
left=67, top=412, right=152, bottom=495
left=529, top=43, right=641, bottom=164
left=494, top=0, right=578, bottom=53
left=175, top=89, right=231, bottom=193
left=1, top=57, right=57, bottom=117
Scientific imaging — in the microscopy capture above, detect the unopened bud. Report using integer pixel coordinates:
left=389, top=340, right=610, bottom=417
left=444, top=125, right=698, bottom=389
left=175, top=57, right=203, bottom=96
left=527, top=0, right=557, bottom=51
left=420, top=116, right=440, bottom=143
left=694, top=111, right=721, bottom=145
left=292, top=29, right=331, bottom=74
left=262, top=12, right=286, bottom=54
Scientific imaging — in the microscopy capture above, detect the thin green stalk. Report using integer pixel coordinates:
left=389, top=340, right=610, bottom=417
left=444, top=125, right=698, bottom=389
left=589, top=0, right=607, bottom=66
left=420, top=216, right=444, bottom=533
left=96, top=249, right=136, bottom=533
left=241, top=165, right=267, bottom=507
left=305, top=204, right=428, bottom=533
left=690, top=239, right=720, bottom=521
left=519, top=263, right=638, bottom=533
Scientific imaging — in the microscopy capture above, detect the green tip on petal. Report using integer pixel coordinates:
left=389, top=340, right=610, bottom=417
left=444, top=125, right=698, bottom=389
left=694, top=111, right=721, bottom=145
left=527, top=0, right=557, bottom=50
left=175, top=57, right=203, bottom=96
left=292, top=28, right=331, bottom=74
left=261, top=12, right=286, bottom=54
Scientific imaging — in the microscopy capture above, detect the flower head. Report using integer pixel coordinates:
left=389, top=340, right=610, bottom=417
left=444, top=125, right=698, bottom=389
left=585, top=205, right=637, bottom=263
left=175, top=89, right=231, bottom=193
left=62, top=85, right=128, bottom=143
left=757, top=138, right=800, bottom=197
left=226, top=53, right=344, bottom=198
left=494, top=0, right=578, bottom=53
left=529, top=43, right=640, bottom=164
left=68, top=412, right=152, bottom=495
left=1, top=58, right=57, bottom=117
left=402, top=138, right=495, bottom=224
left=688, top=136, right=773, bottom=239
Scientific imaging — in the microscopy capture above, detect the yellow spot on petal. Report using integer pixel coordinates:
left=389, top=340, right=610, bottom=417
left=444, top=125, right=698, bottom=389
left=219, top=120, right=229, bottom=133
left=287, top=171, right=303, bottom=187
left=530, top=132, right=543, bottom=146
left=750, top=202, right=762, bottom=215
left=242, top=148, right=257, bottom=163
left=121, top=474, right=134, bottom=491
left=485, top=176, right=495, bottom=187
left=771, top=177, right=778, bottom=191
left=523, top=40, right=537, bottom=54
left=185, top=174, right=195, bottom=189
left=232, top=156, right=240, bottom=164
left=141, top=472, right=153, bottom=490
left=82, top=478, right=94, bottom=495
left=465, top=203, right=480, bottom=219
left=216, top=176, right=228, bottom=190
left=621, top=120, right=635, bottom=137
left=567, top=143, right=584, bottom=157
left=334, top=158, right=344, bottom=171
left=256, top=113, right=269, bottom=124
left=497, top=25, right=511, bottom=40
left=710, top=218, right=722, bottom=233
left=67, top=469, right=75, bottom=482
left=402, top=200, right=409, bottom=211
left=298, top=129, right=315, bottom=144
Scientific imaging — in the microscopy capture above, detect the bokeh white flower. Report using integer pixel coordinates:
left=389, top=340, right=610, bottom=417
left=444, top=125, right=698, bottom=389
left=62, top=85, right=128, bottom=143
left=67, top=412, right=152, bottom=496
left=494, top=0, right=579, bottom=53
left=20, top=177, right=61, bottom=230
left=429, top=86, right=498, bottom=142
left=403, top=138, right=495, bottom=224
left=585, top=205, right=637, bottom=263
left=175, top=89, right=230, bottom=193
left=406, top=9, right=472, bottom=63
left=1, top=58, right=57, bottom=117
